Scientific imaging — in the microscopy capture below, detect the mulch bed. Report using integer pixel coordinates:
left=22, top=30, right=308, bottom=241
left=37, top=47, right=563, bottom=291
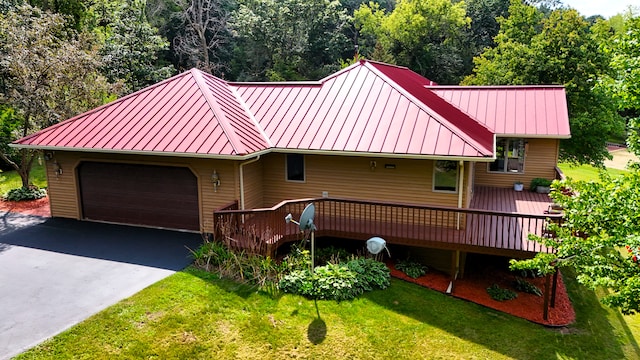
left=388, top=261, right=575, bottom=327
left=0, top=196, right=51, bottom=217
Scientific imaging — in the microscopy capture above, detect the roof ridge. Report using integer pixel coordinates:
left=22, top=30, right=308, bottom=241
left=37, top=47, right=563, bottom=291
left=229, top=84, right=273, bottom=148
left=190, top=69, right=243, bottom=155
left=362, top=62, right=494, bottom=156
left=427, top=85, right=566, bottom=89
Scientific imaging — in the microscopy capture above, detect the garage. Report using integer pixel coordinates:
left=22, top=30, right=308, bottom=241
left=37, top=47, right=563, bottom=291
left=78, top=162, right=200, bottom=231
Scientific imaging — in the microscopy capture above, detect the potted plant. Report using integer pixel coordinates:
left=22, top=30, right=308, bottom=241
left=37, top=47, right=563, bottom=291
left=513, top=181, right=524, bottom=191
left=530, top=178, right=552, bottom=193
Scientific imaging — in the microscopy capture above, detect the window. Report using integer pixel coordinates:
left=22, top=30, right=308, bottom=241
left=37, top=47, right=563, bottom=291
left=433, top=160, right=458, bottom=192
left=286, top=154, right=305, bottom=182
left=489, top=138, right=525, bottom=173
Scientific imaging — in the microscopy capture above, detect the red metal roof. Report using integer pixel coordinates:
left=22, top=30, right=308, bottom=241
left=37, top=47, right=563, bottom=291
left=14, top=69, right=270, bottom=157
left=233, top=61, right=494, bottom=158
left=429, top=86, right=571, bottom=138
left=14, top=60, right=571, bottom=160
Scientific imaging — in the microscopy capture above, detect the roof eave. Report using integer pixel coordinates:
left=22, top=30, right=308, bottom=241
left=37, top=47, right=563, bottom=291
left=10, top=144, right=495, bottom=162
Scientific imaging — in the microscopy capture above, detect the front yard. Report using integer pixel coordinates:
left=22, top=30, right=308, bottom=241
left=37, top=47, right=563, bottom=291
left=16, top=268, right=640, bottom=359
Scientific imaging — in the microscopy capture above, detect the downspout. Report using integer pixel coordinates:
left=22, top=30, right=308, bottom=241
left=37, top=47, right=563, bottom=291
left=457, top=161, right=464, bottom=227
left=239, top=155, right=261, bottom=211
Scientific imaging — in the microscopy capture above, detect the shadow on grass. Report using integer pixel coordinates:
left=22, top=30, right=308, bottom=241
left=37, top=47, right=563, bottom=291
left=307, top=300, right=326, bottom=344
left=362, top=273, right=629, bottom=359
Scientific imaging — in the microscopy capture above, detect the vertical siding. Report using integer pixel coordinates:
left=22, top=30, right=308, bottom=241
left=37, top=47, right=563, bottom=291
left=46, top=151, right=238, bottom=233
left=474, top=138, right=559, bottom=189
left=261, top=153, right=463, bottom=208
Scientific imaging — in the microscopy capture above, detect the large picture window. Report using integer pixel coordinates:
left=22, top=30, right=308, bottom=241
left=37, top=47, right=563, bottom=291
left=433, top=160, right=458, bottom=192
left=489, top=138, right=525, bottom=173
left=286, top=154, right=305, bottom=182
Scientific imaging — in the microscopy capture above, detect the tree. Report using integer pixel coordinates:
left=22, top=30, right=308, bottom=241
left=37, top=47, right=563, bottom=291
left=464, top=1, right=623, bottom=166
left=230, top=0, right=351, bottom=81
left=91, top=0, right=175, bottom=92
left=0, top=4, right=118, bottom=187
left=511, top=172, right=640, bottom=314
left=605, top=15, right=640, bottom=156
left=355, top=0, right=470, bottom=84
left=172, top=0, right=232, bottom=75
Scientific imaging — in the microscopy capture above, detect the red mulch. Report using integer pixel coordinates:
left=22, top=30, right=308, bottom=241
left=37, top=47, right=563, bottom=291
left=0, top=196, right=51, bottom=217
left=388, top=261, right=575, bottom=327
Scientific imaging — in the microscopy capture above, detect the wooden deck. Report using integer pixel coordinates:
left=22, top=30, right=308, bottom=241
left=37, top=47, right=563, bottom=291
left=213, top=188, right=559, bottom=259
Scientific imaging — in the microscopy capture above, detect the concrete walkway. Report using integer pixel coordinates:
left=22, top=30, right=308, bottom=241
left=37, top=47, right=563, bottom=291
left=0, top=213, right=200, bottom=359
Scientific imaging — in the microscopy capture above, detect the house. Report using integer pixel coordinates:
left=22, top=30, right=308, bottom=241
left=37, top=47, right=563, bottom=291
left=12, top=60, right=569, bottom=269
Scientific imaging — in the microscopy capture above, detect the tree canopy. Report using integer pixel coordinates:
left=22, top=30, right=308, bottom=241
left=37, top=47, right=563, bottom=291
left=0, top=4, right=119, bottom=186
left=464, top=0, right=624, bottom=166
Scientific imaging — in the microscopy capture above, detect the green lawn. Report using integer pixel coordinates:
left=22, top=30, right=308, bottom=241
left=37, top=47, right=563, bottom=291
left=0, top=161, right=47, bottom=195
left=16, top=268, right=640, bottom=360
left=558, top=162, right=628, bottom=182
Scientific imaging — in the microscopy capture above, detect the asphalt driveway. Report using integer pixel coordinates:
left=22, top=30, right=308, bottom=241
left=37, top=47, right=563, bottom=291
left=0, top=212, right=200, bottom=359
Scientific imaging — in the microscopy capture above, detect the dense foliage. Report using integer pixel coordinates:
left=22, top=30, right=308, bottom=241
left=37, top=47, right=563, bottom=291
left=3, top=186, right=47, bottom=201
left=511, top=171, right=640, bottom=314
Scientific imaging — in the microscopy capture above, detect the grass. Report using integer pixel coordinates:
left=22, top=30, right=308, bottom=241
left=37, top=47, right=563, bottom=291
left=0, top=160, right=47, bottom=195
left=558, top=162, right=628, bottom=182
left=16, top=268, right=640, bottom=359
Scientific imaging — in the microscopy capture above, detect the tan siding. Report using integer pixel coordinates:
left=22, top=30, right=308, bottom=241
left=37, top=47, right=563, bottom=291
left=474, top=138, right=559, bottom=189
left=241, top=159, right=263, bottom=210
left=262, top=153, right=464, bottom=208
left=45, top=151, right=238, bottom=233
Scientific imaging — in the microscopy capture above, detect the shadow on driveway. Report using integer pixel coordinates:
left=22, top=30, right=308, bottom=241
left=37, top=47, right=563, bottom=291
left=0, top=215, right=201, bottom=271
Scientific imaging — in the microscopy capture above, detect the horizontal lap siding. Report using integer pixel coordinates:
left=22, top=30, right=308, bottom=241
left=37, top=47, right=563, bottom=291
left=474, top=138, right=559, bottom=189
left=261, top=153, right=462, bottom=209
left=45, top=151, right=238, bottom=233
left=241, top=160, right=263, bottom=210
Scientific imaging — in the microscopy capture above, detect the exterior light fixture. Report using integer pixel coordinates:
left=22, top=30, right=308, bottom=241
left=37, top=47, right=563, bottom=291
left=53, top=161, right=63, bottom=177
left=212, top=170, right=220, bottom=192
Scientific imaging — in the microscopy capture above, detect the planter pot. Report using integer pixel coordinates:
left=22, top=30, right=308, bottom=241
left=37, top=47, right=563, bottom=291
left=514, top=183, right=524, bottom=192
left=536, top=186, right=551, bottom=194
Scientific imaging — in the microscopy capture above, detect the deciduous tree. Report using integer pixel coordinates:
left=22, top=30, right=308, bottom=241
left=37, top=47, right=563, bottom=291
left=464, top=1, right=623, bottom=166
left=511, top=172, right=640, bottom=314
left=355, top=0, right=470, bottom=84
left=0, top=4, right=118, bottom=187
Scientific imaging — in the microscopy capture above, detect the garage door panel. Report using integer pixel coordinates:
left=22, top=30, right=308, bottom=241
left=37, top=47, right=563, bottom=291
left=79, top=162, right=199, bottom=231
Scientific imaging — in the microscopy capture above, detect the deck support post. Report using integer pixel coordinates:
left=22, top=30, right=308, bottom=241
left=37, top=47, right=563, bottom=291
left=447, top=250, right=461, bottom=294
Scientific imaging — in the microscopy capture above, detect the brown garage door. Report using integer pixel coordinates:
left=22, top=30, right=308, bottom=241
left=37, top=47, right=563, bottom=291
left=78, top=162, right=200, bottom=231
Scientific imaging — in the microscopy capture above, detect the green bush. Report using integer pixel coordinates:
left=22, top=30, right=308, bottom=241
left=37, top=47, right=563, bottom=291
left=487, top=284, right=518, bottom=301
left=346, top=257, right=390, bottom=291
left=315, top=246, right=352, bottom=265
left=513, top=278, right=542, bottom=296
left=3, top=186, right=47, bottom=201
left=395, top=259, right=428, bottom=279
left=279, top=258, right=391, bottom=301
left=530, top=178, right=552, bottom=190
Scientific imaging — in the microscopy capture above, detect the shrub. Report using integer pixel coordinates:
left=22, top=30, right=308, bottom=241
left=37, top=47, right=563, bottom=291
left=279, top=258, right=390, bottom=301
left=513, top=278, right=542, bottom=296
left=395, top=259, right=428, bottom=279
left=346, top=257, right=390, bottom=291
left=313, top=263, right=361, bottom=301
left=530, top=178, right=552, bottom=190
left=487, top=284, right=518, bottom=301
left=3, top=186, right=46, bottom=201
left=315, top=246, right=352, bottom=266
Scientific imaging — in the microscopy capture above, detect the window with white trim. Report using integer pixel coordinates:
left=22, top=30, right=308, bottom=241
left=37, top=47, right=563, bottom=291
left=489, top=138, right=525, bottom=173
left=433, top=160, right=458, bottom=192
left=286, top=154, right=305, bottom=182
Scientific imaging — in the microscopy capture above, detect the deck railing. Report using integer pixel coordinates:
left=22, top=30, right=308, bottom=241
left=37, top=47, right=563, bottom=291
left=213, top=198, right=562, bottom=257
